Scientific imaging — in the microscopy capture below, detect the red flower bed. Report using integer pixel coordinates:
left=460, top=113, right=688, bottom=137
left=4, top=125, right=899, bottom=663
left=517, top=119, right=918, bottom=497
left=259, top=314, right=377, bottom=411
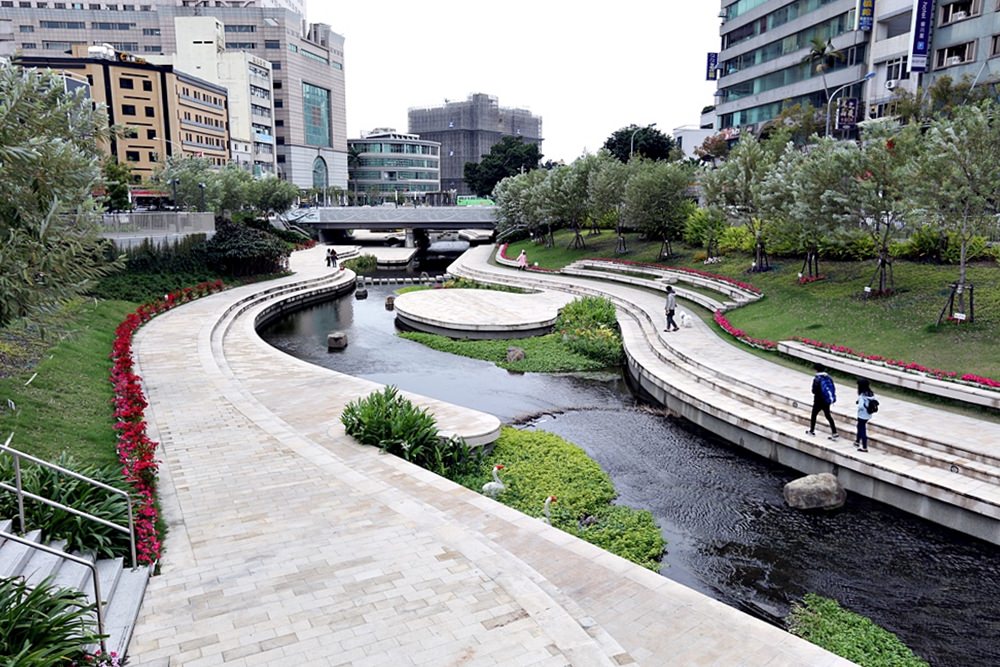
left=497, top=243, right=557, bottom=272
left=714, top=311, right=777, bottom=350
left=797, top=274, right=826, bottom=285
left=110, top=279, right=225, bottom=564
left=794, top=337, right=1000, bottom=391
left=588, top=257, right=762, bottom=294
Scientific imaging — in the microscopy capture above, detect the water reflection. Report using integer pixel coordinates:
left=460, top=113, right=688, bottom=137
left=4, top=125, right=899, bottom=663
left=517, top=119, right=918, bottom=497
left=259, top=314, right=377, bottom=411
left=260, top=284, right=1000, bottom=667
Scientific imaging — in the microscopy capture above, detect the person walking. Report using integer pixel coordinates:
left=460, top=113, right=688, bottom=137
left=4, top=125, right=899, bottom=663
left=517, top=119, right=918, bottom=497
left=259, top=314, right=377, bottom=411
left=806, top=362, right=839, bottom=440
left=663, top=286, right=679, bottom=332
left=855, top=378, right=876, bottom=452
left=325, top=247, right=332, bottom=267
left=517, top=249, right=528, bottom=271
left=329, top=247, right=338, bottom=269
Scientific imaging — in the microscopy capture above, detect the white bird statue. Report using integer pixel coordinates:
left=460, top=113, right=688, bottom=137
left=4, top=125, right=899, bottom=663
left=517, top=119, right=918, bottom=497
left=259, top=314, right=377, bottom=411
left=482, top=464, right=506, bottom=498
left=542, top=495, right=557, bottom=525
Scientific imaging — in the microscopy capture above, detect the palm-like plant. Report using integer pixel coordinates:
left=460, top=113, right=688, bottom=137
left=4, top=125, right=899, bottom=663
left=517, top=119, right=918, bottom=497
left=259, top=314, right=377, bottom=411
left=801, top=37, right=845, bottom=105
left=347, top=145, right=363, bottom=205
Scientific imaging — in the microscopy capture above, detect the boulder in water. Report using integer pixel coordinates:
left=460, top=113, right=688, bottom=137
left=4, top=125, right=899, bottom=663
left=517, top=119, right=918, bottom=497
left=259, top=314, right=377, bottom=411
left=783, top=472, right=846, bottom=510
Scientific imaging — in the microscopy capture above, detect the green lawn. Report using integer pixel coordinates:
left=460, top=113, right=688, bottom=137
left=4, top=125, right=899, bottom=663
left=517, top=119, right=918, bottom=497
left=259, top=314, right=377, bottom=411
left=503, top=231, right=1000, bottom=380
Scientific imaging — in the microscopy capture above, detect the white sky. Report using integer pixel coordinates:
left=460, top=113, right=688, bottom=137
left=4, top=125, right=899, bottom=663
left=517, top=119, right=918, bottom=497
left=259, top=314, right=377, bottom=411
left=307, top=1, right=722, bottom=164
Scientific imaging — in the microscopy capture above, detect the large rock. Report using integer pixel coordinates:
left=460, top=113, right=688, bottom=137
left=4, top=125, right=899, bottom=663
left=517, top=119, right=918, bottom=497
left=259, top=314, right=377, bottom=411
left=506, top=347, right=526, bottom=362
left=783, top=472, right=846, bottom=510
left=327, top=331, right=348, bottom=351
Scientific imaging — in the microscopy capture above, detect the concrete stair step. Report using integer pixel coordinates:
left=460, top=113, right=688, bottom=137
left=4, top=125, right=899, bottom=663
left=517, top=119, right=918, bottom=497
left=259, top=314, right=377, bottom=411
left=98, top=564, right=152, bottom=658
left=49, top=550, right=96, bottom=593
left=20, top=538, right=68, bottom=588
left=0, top=529, right=43, bottom=579
left=0, top=519, right=12, bottom=543
left=88, top=556, right=124, bottom=606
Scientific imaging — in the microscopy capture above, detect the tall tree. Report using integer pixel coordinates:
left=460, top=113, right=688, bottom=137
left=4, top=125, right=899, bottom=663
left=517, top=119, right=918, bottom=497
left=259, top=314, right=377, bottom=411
left=603, top=125, right=675, bottom=163
left=464, top=136, right=541, bottom=197
left=586, top=150, right=629, bottom=238
left=700, top=134, right=778, bottom=271
left=0, top=63, right=122, bottom=326
left=249, top=175, right=299, bottom=220
left=623, top=160, right=697, bottom=259
left=540, top=159, right=593, bottom=249
left=158, top=156, right=216, bottom=211
left=909, top=102, right=1000, bottom=322
left=101, top=157, right=133, bottom=212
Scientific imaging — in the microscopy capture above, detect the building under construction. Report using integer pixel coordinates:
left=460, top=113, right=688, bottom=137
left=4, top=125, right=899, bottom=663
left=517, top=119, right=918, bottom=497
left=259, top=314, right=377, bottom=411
left=408, top=93, right=542, bottom=195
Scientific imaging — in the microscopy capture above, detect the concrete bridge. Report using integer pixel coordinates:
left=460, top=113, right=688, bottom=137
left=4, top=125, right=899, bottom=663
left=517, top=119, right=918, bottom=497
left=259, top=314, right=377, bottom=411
left=290, top=205, right=497, bottom=232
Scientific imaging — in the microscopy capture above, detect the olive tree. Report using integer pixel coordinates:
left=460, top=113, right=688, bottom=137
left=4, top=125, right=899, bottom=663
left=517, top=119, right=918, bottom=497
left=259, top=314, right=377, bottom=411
left=0, top=63, right=122, bottom=326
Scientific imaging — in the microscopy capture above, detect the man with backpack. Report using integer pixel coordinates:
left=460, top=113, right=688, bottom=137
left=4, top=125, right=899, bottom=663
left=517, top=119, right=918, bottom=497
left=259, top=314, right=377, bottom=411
left=806, top=362, right=839, bottom=440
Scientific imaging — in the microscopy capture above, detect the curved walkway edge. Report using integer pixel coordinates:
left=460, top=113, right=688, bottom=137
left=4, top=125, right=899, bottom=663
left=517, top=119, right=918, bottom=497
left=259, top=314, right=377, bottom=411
left=127, top=245, right=852, bottom=666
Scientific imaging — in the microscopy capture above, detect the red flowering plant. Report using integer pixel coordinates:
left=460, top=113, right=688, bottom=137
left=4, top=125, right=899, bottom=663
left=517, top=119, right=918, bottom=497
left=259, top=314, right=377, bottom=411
left=586, top=258, right=763, bottom=295
left=498, top=243, right=558, bottom=272
left=110, top=280, right=225, bottom=564
left=713, top=311, right=777, bottom=350
left=797, top=274, right=826, bottom=285
left=794, top=337, right=999, bottom=391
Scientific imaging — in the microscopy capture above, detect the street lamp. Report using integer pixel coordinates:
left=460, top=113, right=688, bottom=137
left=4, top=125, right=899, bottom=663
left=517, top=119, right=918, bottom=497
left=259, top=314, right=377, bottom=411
left=630, top=122, right=657, bottom=159
left=197, top=182, right=206, bottom=211
left=825, top=71, right=876, bottom=137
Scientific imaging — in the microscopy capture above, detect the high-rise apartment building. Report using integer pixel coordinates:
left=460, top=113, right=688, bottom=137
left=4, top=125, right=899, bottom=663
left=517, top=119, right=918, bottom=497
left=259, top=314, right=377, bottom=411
left=0, top=2, right=346, bottom=190
left=408, top=93, right=542, bottom=195
left=347, top=129, right=441, bottom=203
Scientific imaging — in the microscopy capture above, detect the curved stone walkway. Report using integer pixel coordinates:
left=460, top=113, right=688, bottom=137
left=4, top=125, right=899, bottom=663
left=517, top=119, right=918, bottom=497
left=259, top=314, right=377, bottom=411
left=128, top=245, right=852, bottom=666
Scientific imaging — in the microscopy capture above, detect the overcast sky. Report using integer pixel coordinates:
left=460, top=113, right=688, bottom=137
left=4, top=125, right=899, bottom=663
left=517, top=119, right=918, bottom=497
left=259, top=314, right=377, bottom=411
left=307, top=2, right=722, bottom=163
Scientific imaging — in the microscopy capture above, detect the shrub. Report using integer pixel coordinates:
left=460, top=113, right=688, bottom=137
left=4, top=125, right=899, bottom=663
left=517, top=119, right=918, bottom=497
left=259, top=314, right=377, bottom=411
left=719, top=226, right=754, bottom=254
left=683, top=208, right=726, bottom=251
left=0, top=454, right=131, bottom=559
left=204, top=219, right=290, bottom=276
left=556, top=297, right=623, bottom=366
left=0, top=576, right=105, bottom=665
left=819, top=230, right=877, bottom=261
left=557, top=296, right=618, bottom=330
left=342, top=254, right=377, bottom=274
left=788, top=593, right=928, bottom=666
left=451, top=428, right=665, bottom=570
left=442, top=277, right=525, bottom=293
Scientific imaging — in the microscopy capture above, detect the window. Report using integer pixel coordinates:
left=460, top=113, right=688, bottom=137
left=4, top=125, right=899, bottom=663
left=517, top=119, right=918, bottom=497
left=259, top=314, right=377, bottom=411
left=143, top=46, right=161, bottom=53
left=274, top=98, right=283, bottom=108
left=122, top=104, right=136, bottom=115
left=146, top=129, right=156, bottom=139
left=265, top=40, right=280, bottom=49
left=275, top=120, right=284, bottom=127
left=885, top=56, right=911, bottom=81
left=992, top=34, right=1000, bottom=57
left=119, top=77, right=134, bottom=89
left=19, top=25, right=34, bottom=33
left=125, top=150, right=140, bottom=162
left=20, top=42, right=36, bottom=49
left=940, top=0, right=979, bottom=23
left=92, top=23, right=136, bottom=30
left=40, top=20, right=85, bottom=29
left=142, top=80, right=152, bottom=91
left=144, top=106, right=154, bottom=117
left=142, top=28, right=159, bottom=36
left=226, top=42, right=256, bottom=50
left=936, top=41, right=976, bottom=67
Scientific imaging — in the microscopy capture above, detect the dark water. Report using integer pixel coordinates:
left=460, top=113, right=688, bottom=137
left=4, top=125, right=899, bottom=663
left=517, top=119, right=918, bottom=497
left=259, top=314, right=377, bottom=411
left=260, top=284, right=1000, bottom=667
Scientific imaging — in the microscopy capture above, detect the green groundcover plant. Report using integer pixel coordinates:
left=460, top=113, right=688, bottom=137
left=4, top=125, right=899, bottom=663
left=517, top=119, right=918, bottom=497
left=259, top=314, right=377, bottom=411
left=452, top=427, right=665, bottom=570
left=788, top=593, right=928, bottom=666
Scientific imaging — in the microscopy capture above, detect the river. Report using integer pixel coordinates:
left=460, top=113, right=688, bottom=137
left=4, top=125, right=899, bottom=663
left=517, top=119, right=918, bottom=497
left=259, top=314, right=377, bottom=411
left=260, top=283, right=1000, bottom=667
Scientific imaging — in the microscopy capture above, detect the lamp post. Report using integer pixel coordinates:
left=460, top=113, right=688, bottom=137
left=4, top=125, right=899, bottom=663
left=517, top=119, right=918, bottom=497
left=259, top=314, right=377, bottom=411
left=825, top=72, right=876, bottom=137
left=629, top=122, right=657, bottom=159
left=197, top=182, right=206, bottom=211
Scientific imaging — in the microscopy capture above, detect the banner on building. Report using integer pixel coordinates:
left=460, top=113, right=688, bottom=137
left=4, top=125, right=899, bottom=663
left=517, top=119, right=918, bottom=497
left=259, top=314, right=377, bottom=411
left=856, top=0, right=876, bottom=31
left=706, top=52, right=719, bottom=81
left=836, top=98, right=859, bottom=131
left=909, top=0, right=934, bottom=72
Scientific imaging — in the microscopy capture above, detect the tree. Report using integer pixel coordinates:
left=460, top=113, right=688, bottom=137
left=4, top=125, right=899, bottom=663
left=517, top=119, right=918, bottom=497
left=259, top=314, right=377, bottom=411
left=464, top=136, right=542, bottom=197
left=214, top=163, right=254, bottom=217
left=249, top=175, right=299, bottom=220
left=102, top=157, right=133, bottom=212
left=603, top=125, right=675, bottom=163
left=492, top=168, right=548, bottom=243
left=909, top=102, right=1000, bottom=323
left=801, top=37, right=844, bottom=113
left=539, top=159, right=593, bottom=249
left=700, top=134, right=778, bottom=271
left=623, top=160, right=697, bottom=259
left=158, top=156, right=216, bottom=211
left=586, top=151, right=629, bottom=248
left=695, top=133, right=731, bottom=165
left=347, top=144, right=363, bottom=205
left=0, top=63, right=122, bottom=326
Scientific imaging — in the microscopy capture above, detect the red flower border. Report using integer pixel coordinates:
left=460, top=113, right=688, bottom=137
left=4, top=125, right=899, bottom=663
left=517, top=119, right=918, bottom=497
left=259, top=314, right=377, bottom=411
left=110, top=280, right=225, bottom=564
left=714, top=311, right=777, bottom=350
left=794, top=337, right=1000, bottom=391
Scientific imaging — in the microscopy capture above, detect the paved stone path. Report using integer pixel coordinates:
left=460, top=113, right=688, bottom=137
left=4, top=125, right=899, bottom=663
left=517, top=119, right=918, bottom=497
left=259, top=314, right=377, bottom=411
left=128, top=245, right=854, bottom=666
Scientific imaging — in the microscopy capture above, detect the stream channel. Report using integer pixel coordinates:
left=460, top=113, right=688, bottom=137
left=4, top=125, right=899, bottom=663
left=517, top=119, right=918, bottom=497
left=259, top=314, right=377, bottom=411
left=259, top=282, right=1000, bottom=667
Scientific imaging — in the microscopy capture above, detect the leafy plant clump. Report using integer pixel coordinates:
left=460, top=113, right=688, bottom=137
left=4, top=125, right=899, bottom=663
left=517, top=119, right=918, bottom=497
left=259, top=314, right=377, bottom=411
left=340, top=386, right=481, bottom=477
left=0, top=454, right=132, bottom=559
left=787, top=593, right=929, bottom=666
left=451, top=428, right=665, bottom=570
left=398, top=332, right=608, bottom=372
left=442, top=277, right=526, bottom=293
left=0, top=576, right=105, bottom=665
left=204, top=219, right=290, bottom=276
left=556, top=296, right=623, bottom=366
left=342, top=254, right=378, bottom=275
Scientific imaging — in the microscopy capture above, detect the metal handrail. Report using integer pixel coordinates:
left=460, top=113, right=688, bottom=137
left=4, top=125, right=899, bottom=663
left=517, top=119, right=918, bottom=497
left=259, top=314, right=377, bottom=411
left=0, top=529, right=107, bottom=656
left=0, top=434, right=138, bottom=568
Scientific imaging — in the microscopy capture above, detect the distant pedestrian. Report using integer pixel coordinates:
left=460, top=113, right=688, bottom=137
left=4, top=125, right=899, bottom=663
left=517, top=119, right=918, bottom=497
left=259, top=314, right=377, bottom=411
left=806, top=362, right=839, bottom=440
left=329, top=247, right=338, bottom=269
left=517, top=249, right=528, bottom=271
left=325, top=247, right=333, bottom=267
left=663, top=286, right=679, bottom=332
left=855, top=378, right=877, bottom=453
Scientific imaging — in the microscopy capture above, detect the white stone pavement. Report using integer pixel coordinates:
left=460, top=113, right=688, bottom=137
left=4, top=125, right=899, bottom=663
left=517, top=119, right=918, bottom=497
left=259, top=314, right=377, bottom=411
left=128, top=244, right=853, bottom=666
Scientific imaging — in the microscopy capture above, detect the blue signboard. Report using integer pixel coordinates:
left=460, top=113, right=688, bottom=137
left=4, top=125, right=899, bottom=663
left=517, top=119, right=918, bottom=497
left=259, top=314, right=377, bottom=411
left=856, top=0, right=875, bottom=31
left=706, top=52, right=719, bottom=81
left=909, top=0, right=935, bottom=72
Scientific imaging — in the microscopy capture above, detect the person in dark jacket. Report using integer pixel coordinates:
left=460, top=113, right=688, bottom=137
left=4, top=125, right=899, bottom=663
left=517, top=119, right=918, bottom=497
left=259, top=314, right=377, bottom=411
left=663, top=286, right=679, bottom=332
left=806, top=362, right=839, bottom=440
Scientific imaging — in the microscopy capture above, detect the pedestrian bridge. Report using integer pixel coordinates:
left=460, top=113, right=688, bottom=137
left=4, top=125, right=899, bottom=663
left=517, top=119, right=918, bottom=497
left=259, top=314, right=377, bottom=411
left=290, top=206, right=497, bottom=231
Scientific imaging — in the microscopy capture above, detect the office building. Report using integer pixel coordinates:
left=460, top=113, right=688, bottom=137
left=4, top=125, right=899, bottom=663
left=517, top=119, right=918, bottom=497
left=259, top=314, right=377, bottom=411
left=0, top=2, right=346, bottom=190
left=408, top=93, right=542, bottom=195
left=18, top=44, right=229, bottom=184
left=347, top=129, right=441, bottom=204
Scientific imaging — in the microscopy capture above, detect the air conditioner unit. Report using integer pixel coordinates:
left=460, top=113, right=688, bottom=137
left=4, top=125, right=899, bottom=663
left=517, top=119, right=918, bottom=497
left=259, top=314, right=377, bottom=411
left=946, top=56, right=964, bottom=66
left=885, top=80, right=898, bottom=90
left=952, top=10, right=968, bottom=19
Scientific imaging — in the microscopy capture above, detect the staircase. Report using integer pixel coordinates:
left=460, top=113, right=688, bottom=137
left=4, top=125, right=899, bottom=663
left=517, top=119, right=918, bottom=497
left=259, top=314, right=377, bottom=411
left=0, top=519, right=151, bottom=658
